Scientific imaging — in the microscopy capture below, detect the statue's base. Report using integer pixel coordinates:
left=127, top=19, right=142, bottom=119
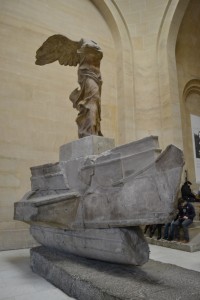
left=31, top=246, right=200, bottom=300
left=59, top=135, right=115, bottom=161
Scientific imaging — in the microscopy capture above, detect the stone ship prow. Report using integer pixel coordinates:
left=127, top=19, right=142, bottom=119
left=14, top=136, right=184, bottom=265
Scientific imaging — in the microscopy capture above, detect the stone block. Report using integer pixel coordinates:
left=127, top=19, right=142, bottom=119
left=59, top=136, right=115, bottom=161
left=14, top=191, right=82, bottom=230
left=30, top=163, right=69, bottom=191
left=15, top=137, right=184, bottom=230
left=30, top=246, right=200, bottom=300
left=30, top=225, right=149, bottom=266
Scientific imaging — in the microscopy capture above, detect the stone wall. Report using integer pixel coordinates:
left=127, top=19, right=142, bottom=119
left=115, top=0, right=168, bottom=141
left=0, top=0, right=117, bottom=249
left=176, top=0, right=200, bottom=188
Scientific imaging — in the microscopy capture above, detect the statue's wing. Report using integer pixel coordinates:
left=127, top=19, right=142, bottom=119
left=35, top=34, right=82, bottom=66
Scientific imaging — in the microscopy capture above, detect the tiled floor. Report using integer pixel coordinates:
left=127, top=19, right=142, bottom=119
left=0, top=249, right=74, bottom=300
left=149, top=244, right=200, bottom=272
left=0, top=246, right=200, bottom=300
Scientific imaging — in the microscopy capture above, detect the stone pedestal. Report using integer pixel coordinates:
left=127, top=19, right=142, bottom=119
left=31, top=246, right=200, bottom=300
left=30, top=225, right=149, bottom=266
left=14, top=135, right=184, bottom=266
left=193, top=202, right=200, bottom=220
left=59, top=136, right=115, bottom=161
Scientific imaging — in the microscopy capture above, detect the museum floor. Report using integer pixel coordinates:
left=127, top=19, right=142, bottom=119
left=0, top=245, right=200, bottom=300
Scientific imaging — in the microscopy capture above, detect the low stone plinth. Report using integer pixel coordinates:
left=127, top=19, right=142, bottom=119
left=59, top=136, right=115, bottom=161
left=30, top=225, right=149, bottom=266
left=193, top=202, right=200, bottom=220
left=145, top=236, right=200, bottom=252
left=145, top=221, right=200, bottom=252
left=31, top=246, right=200, bottom=300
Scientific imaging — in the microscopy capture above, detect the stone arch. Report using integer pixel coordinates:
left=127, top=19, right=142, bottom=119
left=91, top=0, right=136, bottom=144
left=156, top=0, right=190, bottom=148
left=176, top=0, right=200, bottom=185
left=183, top=80, right=200, bottom=99
left=182, top=80, right=200, bottom=183
left=157, top=0, right=200, bottom=185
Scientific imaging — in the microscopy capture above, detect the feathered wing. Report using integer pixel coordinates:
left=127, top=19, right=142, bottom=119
left=35, top=34, right=82, bottom=66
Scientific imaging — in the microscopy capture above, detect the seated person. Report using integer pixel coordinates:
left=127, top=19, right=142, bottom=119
left=163, top=199, right=183, bottom=241
left=163, top=222, right=174, bottom=240
left=173, top=199, right=196, bottom=243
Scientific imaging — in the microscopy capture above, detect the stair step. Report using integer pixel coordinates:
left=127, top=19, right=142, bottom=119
left=185, top=226, right=200, bottom=239
left=190, top=221, right=200, bottom=228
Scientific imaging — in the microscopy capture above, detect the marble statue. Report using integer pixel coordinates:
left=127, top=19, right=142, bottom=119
left=12, top=33, right=185, bottom=298
left=35, top=35, right=103, bottom=138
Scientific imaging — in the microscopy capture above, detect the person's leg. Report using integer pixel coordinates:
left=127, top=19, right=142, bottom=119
left=168, top=221, right=175, bottom=240
left=181, top=219, right=193, bottom=242
left=163, top=223, right=170, bottom=239
left=144, top=225, right=149, bottom=234
left=149, top=225, right=156, bottom=238
left=173, top=219, right=181, bottom=240
left=157, top=224, right=162, bottom=240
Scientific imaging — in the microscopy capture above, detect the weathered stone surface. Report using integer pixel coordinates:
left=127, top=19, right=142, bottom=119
left=14, top=136, right=184, bottom=229
left=82, top=143, right=183, bottom=228
left=31, top=246, right=200, bottom=300
left=59, top=136, right=115, bottom=161
left=110, top=135, right=159, bottom=156
left=30, top=225, right=149, bottom=266
left=14, top=135, right=184, bottom=265
left=30, top=163, right=69, bottom=191
left=14, top=191, right=82, bottom=229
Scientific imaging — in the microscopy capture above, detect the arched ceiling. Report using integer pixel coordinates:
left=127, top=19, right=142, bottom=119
left=176, top=0, right=200, bottom=94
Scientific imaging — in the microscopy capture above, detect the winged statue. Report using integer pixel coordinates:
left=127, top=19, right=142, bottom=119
left=35, top=34, right=103, bottom=138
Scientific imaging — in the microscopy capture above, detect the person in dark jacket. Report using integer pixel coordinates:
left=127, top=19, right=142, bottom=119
left=173, top=199, right=196, bottom=243
left=181, top=181, right=196, bottom=202
left=163, top=200, right=183, bottom=241
left=194, top=131, right=200, bottom=158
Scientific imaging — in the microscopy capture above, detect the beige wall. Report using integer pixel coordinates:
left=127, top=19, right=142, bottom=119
left=115, top=0, right=168, bottom=142
left=176, top=0, right=200, bottom=189
left=1, top=0, right=199, bottom=249
left=0, top=0, right=117, bottom=249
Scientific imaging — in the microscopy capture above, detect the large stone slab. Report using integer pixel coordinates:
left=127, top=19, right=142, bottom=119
left=31, top=246, right=200, bottom=300
left=14, top=137, right=184, bottom=229
left=30, top=225, right=149, bottom=265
